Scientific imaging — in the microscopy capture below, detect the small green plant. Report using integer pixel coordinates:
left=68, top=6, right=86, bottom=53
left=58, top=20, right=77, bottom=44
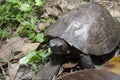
left=0, top=0, right=52, bottom=41
left=19, top=17, right=53, bottom=42
left=19, top=48, right=52, bottom=65
left=0, top=28, right=9, bottom=40
left=0, top=0, right=53, bottom=74
left=19, top=48, right=52, bottom=71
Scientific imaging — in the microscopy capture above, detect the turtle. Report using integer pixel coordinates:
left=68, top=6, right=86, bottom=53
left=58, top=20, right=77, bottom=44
left=45, top=2, right=120, bottom=69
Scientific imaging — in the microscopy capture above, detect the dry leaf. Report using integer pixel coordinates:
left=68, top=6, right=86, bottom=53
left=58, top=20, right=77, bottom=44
left=14, top=65, right=34, bottom=80
left=59, top=0, right=81, bottom=12
left=62, top=62, right=78, bottom=68
left=33, top=55, right=66, bottom=80
left=32, top=62, right=61, bottom=80
left=0, top=37, right=25, bottom=67
left=20, top=43, right=40, bottom=54
left=102, top=55, right=120, bottom=75
left=44, top=0, right=120, bottom=18
left=45, top=5, right=63, bottom=19
left=109, top=3, right=120, bottom=18
left=8, top=61, right=20, bottom=80
left=43, top=0, right=83, bottom=18
left=5, top=76, right=11, bottom=80
left=98, top=1, right=120, bottom=17
left=58, top=69, right=120, bottom=80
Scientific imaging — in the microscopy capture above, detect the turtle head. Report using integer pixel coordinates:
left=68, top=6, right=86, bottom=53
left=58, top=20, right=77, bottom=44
left=49, top=38, right=69, bottom=55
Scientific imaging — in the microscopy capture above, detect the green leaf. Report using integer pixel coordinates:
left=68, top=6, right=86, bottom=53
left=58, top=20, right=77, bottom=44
left=19, top=51, right=37, bottom=64
left=21, top=21, right=30, bottom=25
left=19, top=56, right=29, bottom=64
left=47, top=48, right=52, bottom=55
left=19, top=3, right=32, bottom=12
left=37, top=50, right=45, bottom=56
left=36, top=33, right=44, bottom=42
left=35, top=0, right=43, bottom=6
left=16, top=14, right=22, bottom=22
left=7, top=0, right=20, bottom=4
left=29, top=33, right=36, bottom=39
left=38, top=50, right=46, bottom=60
left=38, top=48, right=52, bottom=61
left=95, top=65, right=102, bottom=69
left=27, top=51, right=37, bottom=58
left=29, top=55, right=40, bottom=62
left=31, top=25, right=37, bottom=31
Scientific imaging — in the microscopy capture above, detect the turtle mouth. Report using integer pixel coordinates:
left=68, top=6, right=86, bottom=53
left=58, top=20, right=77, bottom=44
left=55, top=52, right=65, bottom=55
left=52, top=50, right=70, bottom=55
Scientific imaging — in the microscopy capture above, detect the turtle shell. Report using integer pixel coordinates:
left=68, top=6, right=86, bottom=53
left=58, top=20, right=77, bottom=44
left=45, top=2, right=120, bottom=55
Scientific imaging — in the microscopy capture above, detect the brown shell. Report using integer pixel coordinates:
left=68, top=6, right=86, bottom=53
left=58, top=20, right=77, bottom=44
left=46, top=2, right=120, bottom=55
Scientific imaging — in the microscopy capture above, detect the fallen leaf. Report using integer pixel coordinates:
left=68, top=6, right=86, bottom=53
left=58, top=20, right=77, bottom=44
left=102, top=55, right=120, bottom=75
left=20, top=43, right=40, bottom=54
left=59, top=0, right=82, bottom=13
left=0, top=37, right=25, bottom=67
left=32, top=55, right=65, bottom=80
left=99, top=1, right=120, bottom=17
left=45, top=5, right=63, bottom=19
left=5, top=76, right=11, bottom=80
left=8, top=60, right=20, bottom=80
left=14, top=65, right=34, bottom=80
left=62, top=62, right=78, bottom=69
left=8, top=58, right=35, bottom=80
left=32, top=62, right=61, bottom=80
left=58, top=69, right=120, bottom=80
left=43, top=0, right=83, bottom=18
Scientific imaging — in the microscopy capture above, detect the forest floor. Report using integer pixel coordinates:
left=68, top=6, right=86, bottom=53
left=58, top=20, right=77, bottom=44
left=0, top=0, right=120, bottom=80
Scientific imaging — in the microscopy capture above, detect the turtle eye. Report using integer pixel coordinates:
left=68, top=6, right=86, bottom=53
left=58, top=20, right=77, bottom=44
left=58, top=45, right=64, bottom=51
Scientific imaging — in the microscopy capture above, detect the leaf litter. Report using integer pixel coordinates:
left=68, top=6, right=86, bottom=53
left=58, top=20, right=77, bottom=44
left=34, top=0, right=120, bottom=80
left=0, top=0, right=120, bottom=80
left=0, top=37, right=41, bottom=80
left=0, top=37, right=25, bottom=67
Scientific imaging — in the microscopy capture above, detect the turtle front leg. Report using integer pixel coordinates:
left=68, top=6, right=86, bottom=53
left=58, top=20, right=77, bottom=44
left=80, top=54, right=95, bottom=69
